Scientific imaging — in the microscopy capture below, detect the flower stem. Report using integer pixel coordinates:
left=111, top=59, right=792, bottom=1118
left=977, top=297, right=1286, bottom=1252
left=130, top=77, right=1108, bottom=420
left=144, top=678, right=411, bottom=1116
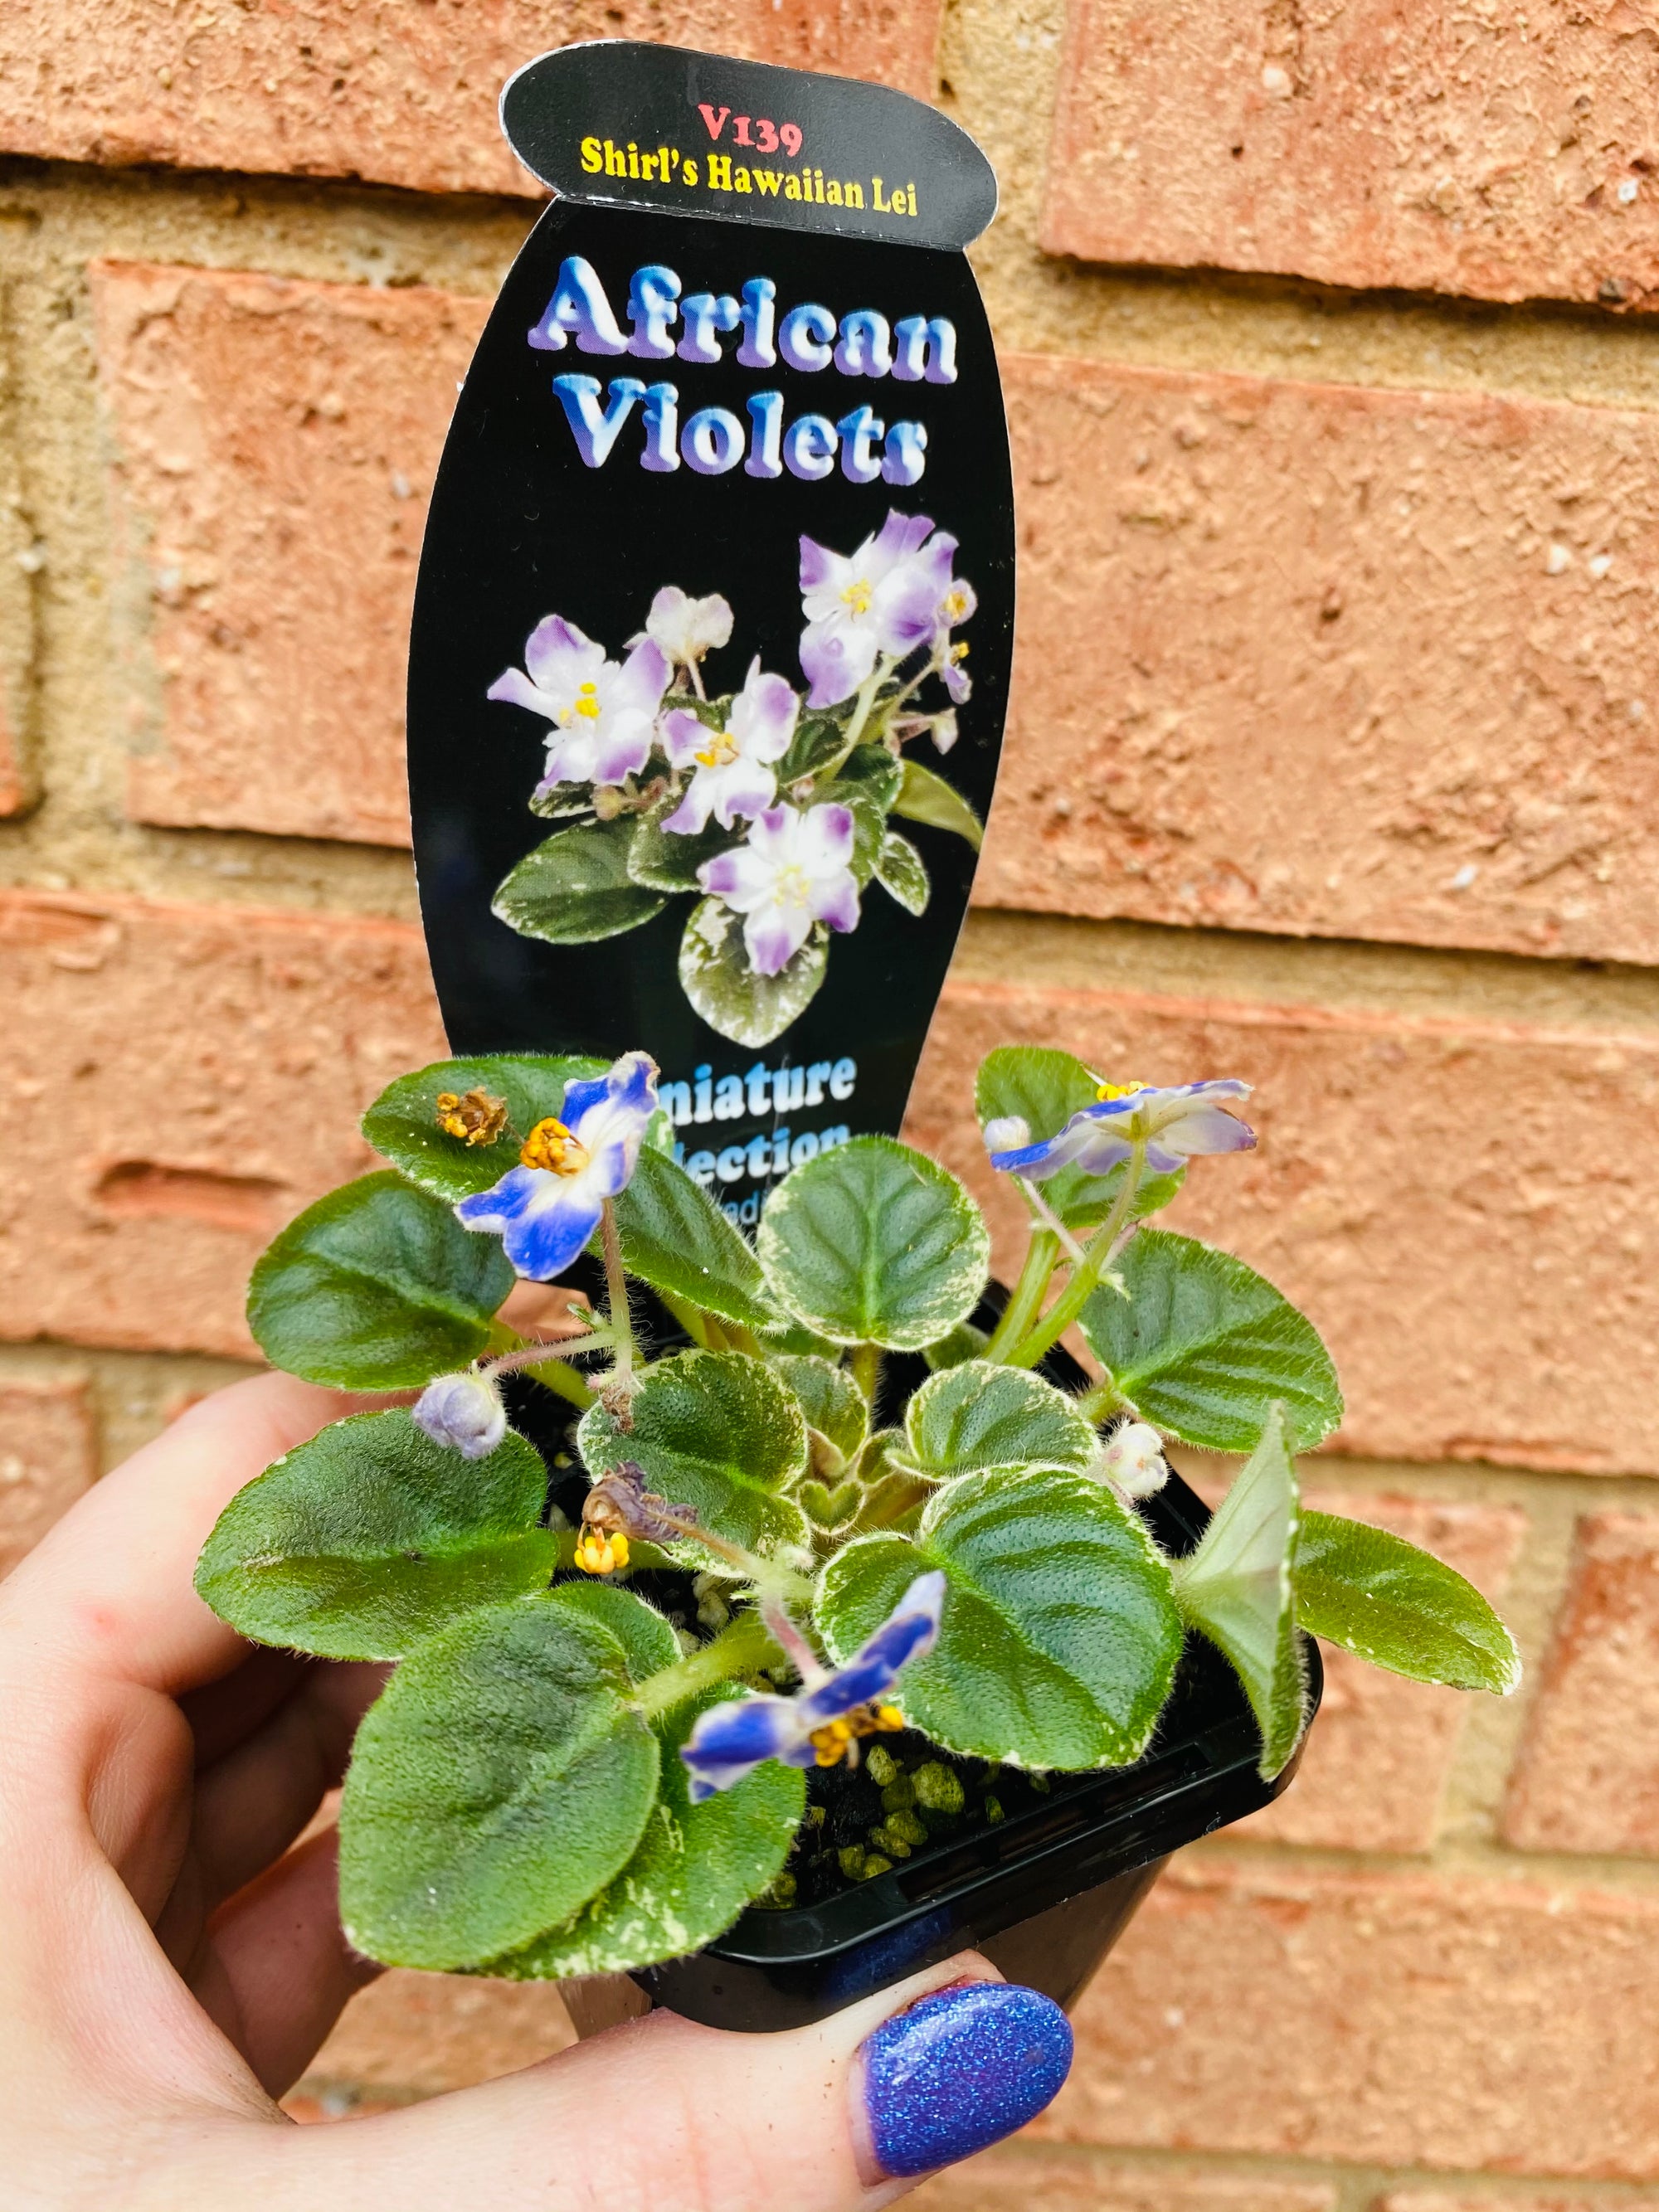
left=981, top=1225, right=1062, bottom=1363
left=849, top=1341, right=883, bottom=1411
left=634, top=1607, right=785, bottom=1722
left=1005, top=1144, right=1147, bottom=1371
left=1078, top=1375, right=1129, bottom=1423
left=527, top=1357, right=596, bottom=1411
left=600, top=1198, right=635, bottom=1393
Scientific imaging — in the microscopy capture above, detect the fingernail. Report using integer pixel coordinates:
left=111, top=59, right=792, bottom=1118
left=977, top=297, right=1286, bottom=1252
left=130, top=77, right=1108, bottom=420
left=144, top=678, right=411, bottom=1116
left=859, top=1979, right=1073, bottom=2179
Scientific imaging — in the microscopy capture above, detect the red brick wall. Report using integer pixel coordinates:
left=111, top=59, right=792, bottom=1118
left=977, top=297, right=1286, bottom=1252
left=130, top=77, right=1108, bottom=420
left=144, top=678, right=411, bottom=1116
left=2, top=2, right=1658, bottom=2199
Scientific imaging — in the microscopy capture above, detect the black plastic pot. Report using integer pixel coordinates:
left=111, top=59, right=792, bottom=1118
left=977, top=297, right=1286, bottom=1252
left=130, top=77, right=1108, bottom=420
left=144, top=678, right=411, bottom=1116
left=635, top=1460, right=1321, bottom=2030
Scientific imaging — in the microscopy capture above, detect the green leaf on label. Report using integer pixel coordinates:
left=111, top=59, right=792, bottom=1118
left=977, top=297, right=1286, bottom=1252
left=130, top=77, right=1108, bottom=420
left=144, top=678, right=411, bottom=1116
left=818, top=1466, right=1183, bottom=1769
left=771, top=1354, right=868, bottom=1465
left=679, top=896, right=829, bottom=1049
left=546, top=1578, right=682, bottom=1684
left=248, top=1171, right=513, bottom=1388
left=975, top=1045, right=1184, bottom=1231
left=1079, top=1231, right=1342, bottom=1452
left=338, top=1594, right=659, bottom=1971
left=194, top=1410, right=557, bottom=1660
left=1174, top=1404, right=1306, bottom=1778
left=874, top=829, right=930, bottom=916
left=479, top=1685, right=804, bottom=1979
left=1295, top=1510, right=1520, bottom=1694
left=757, top=1135, right=990, bottom=1350
left=776, top=709, right=849, bottom=786
left=578, top=1349, right=810, bottom=1562
left=493, top=819, right=669, bottom=944
left=898, top=1360, right=1097, bottom=1480
left=892, top=758, right=983, bottom=852
left=610, top=1145, right=779, bottom=1331
left=362, top=1053, right=606, bottom=1201
left=628, top=794, right=742, bottom=892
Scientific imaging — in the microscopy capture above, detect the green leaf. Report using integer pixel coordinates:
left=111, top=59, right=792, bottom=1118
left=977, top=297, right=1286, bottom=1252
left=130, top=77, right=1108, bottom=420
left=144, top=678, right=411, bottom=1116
left=771, top=1354, right=868, bottom=1466
left=628, top=793, right=741, bottom=892
left=1079, top=1231, right=1342, bottom=1452
left=1295, top=1511, right=1520, bottom=1694
left=892, top=758, right=983, bottom=852
left=898, top=1360, right=1097, bottom=1480
left=362, top=1054, right=606, bottom=1201
left=975, top=1045, right=1184, bottom=1231
left=818, top=1466, right=1183, bottom=1768
left=480, top=1685, right=804, bottom=1979
left=493, top=819, right=669, bottom=944
left=757, top=1135, right=990, bottom=1350
left=547, top=1578, right=682, bottom=1683
left=578, top=1349, right=810, bottom=1562
left=611, top=1145, right=779, bottom=1331
left=679, top=896, right=829, bottom=1049
left=338, top=1594, right=659, bottom=1970
left=248, top=1172, right=513, bottom=1388
left=1174, top=1404, right=1306, bottom=1778
left=874, top=830, right=930, bottom=916
left=194, top=1411, right=557, bottom=1660
left=776, top=708, right=849, bottom=785
left=924, top=1320, right=990, bottom=1372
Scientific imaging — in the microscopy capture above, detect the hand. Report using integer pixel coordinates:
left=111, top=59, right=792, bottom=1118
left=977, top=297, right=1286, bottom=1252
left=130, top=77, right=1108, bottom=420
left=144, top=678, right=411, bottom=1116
left=0, top=1373, right=1073, bottom=2210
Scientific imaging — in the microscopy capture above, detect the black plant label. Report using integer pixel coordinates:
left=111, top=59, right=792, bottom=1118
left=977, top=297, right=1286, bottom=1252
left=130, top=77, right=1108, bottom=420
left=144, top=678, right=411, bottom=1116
left=408, top=42, right=1013, bottom=1227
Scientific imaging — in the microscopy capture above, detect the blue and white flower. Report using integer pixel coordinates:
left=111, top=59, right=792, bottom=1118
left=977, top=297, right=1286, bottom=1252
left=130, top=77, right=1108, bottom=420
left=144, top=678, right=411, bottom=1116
left=679, top=1572, right=946, bottom=1802
left=659, top=659, right=800, bottom=835
left=698, top=804, right=860, bottom=977
left=454, top=1052, right=658, bottom=1281
left=411, top=1369, right=508, bottom=1460
left=488, top=615, right=671, bottom=794
left=985, top=1079, right=1256, bottom=1180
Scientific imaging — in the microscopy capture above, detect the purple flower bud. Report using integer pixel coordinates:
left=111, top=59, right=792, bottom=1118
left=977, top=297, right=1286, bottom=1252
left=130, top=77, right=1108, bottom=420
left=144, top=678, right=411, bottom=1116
left=413, top=1371, right=508, bottom=1460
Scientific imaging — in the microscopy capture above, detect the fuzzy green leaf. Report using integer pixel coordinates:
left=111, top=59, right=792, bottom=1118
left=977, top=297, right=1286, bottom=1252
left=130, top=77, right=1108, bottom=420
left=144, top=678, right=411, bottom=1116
left=757, top=1135, right=990, bottom=1351
left=494, top=819, right=668, bottom=944
left=892, top=758, right=983, bottom=852
left=481, top=1685, right=803, bottom=1979
left=898, top=1361, right=1097, bottom=1480
left=1174, top=1404, right=1306, bottom=1778
left=338, top=1594, right=659, bottom=1971
left=679, top=896, right=829, bottom=1049
left=611, top=1145, right=779, bottom=1330
left=1296, top=1511, right=1520, bottom=1694
left=818, top=1466, right=1183, bottom=1769
left=975, top=1045, right=1185, bottom=1231
left=1079, top=1231, right=1342, bottom=1452
left=546, top=1579, right=682, bottom=1683
left=194, top=1411, right=556, bottom=1660
left=874, top=830, right=930, bottom=916
left=578, top=1349, right=810, bottom=1562
left=771, top=1353, right=868, bottom=1466
left=361, top=1054, right=606, bottom=1201
left=923, top=1321, right=990, bottom=1372
left=247, top=1172, right=513, bottom=1388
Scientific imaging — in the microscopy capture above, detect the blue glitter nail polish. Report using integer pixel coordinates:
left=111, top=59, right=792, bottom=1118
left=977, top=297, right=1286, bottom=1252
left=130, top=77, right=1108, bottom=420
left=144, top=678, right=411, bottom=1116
left=859, top=1979, right=1073, bottom=2179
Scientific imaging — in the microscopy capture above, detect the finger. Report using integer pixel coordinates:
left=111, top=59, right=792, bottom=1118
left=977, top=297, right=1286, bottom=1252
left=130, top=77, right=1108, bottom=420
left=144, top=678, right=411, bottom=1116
left=181, top=1648, right=312, bottom=1769
left=179, top=1951, right=1075, bottom=2211
left=192, top=1826, right=381, bottom=2099
left=0, top=1373, right=356, bottom=1704
left=187, top=1662, right=387, bottom=1914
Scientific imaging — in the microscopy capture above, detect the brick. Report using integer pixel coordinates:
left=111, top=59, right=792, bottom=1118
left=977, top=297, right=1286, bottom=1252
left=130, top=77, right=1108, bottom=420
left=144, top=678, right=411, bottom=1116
left=0, top=687, right=26, bottom=818
left=1240, top=1495, right=1525, bottom=1852
left=1040, top=1859, right=1659, bottom=2178
left=0, top=3, right=941, bottom=197
left=300, top=1968, right=574, bottom=2098
left=90, top=263, right=486, bottom=848
left=1505, top=1512, right=1659, bottom=1857
left=0, top=1376, right=96, bottom=1576
left=911, top=2148, right=1335, bottom=2212
left=983, top=352, right=1659, bottom=966
left=909, top=975, right=1659, bottom=1473
left=1384, top=2198, right=1659, bottom=2212
left=1042, top=0, right=1659, bottom=311
left=0, top=888, right=443, bottom=1360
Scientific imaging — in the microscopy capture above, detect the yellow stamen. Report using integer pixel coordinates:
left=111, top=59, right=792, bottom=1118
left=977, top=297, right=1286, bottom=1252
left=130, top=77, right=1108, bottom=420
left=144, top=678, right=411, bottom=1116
left=572, top=680, right=603, bottom=721
left=809, top=1704, right=906, bottom=1767
left=435, top=1087, right=509, bottom=1147
left=841, top=577, right=873, bottom=616
left=943, top=589, right=970, bottom=622
left=1095, top=1080, right=1149, bottom=1103
left=950, top=640, right=969, bottom=662
left=574, top=1528, right=629, bottom=1576
left=520, top=1116, right=591, bottom=1175
left=695, top=730, right=739, bottom=769
left=771, top=863, right=812, bottom=911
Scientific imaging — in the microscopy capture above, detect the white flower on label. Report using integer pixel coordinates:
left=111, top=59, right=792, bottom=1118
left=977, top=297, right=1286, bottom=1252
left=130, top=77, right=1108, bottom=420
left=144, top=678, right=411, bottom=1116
left=659, top=659, right=800, bottom=834
left=698, top=804, right=860, bottom=977
left=487, top=614, right=670, bottom=793
left=1095, top=1422, right=1168, bottom=1500
left=645, top=586, right=733, bottom=672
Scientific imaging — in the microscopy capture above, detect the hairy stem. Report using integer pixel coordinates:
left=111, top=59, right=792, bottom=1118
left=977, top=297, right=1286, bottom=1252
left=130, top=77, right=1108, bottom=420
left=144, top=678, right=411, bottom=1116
left=849, top=1341, right=883, bottom=1411
left=982, top=1226, right=1062, bottom=1363
left=634, top=1607, right=786, bottom=1722
left=527, top=1357, right=596, bottom=1411
left=1007, top=1144, right=1147, bottom=1371
left=1078, top=1375, right=1129, bottom=1423
left=600, top=1198, right=635, bottom=1392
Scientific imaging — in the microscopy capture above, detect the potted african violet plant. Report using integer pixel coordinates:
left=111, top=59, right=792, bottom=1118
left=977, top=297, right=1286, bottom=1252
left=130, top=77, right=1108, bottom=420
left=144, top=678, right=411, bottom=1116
left=196, top=1044, right=1519, bottom=2030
